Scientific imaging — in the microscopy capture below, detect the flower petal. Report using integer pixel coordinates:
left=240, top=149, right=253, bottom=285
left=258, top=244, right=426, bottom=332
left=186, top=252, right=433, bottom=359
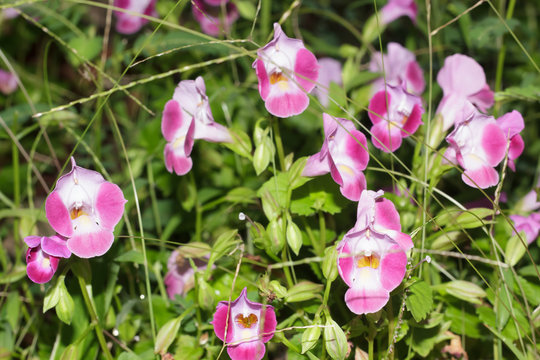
left=96, top=182, right=127, bottom=231
left=345, top=286, right=389, bottom=315
left=45, top=191, right=73, bottom=237
left=67, top=227, right=114, bottom=258
left=380, top=249, right=408, bottom=291
left=264, top=90, right=309, bottom=118
left=227, top=341, right=266, bottom=360
left=462, top=165, right=499, bottom=189
left=41, top=235, right=71, bottom=258
left=162, top=100, right=184, bottom=142
left=293, top=48, right=319, bottom=93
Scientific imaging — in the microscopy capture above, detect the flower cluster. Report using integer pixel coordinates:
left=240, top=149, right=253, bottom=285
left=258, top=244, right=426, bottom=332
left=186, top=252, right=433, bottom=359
left=24, top=158, right=126, bottom=283
left=337, top=190, right=413, bottom=314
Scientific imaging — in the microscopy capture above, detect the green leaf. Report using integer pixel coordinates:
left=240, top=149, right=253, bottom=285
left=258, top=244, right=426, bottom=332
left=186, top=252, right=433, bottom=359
left=225, top=187, right=257, bottom=205
left=505, top=232, right=527, bottom=266
left=56, top=281, right=74, bottom=325
left=197, top=277, right=215, bottom=311
left=286, top=219, right=303, bottom=256
left=174, top=335, right=204, bottom=359
left=495, top=85, right=540, bottom=103
left=115, top=250, right=145, bottom=264
left=322, top=246, right=338, bottom=282
left=67, top=36, right=103, bottom=66
left=254, top=142, right=272, bottom=175
left=324, top=318, right=347, bottom=360
left=267, top=218, right=286, bottom=254
left=407, top=320, right=452, bottom=356
left=235, top=0, right=256, bottom=19
left=224, top=128, right=252, bottom=159
left=0, top=265, right=26, bottom=285
left=301, top=316, right=322, bottom=354
left=154, top=315, right=182, bottom=355
left=43, top=276, right=63, bottom=313
left=405, top=279, right=433, bottom=322
left=59, top=344, right=80, bottom=360
left=440, top=280, right=486, bottom=304
left=208, top=229, right=240, bottom=270
left=290, top=176, right=348, bottom=216
left=286, top=281, right=323, bottom=303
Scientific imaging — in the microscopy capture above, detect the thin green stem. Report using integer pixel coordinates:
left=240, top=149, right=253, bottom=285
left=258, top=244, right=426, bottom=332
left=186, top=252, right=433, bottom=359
left=493, top=0, right=516, bottom=116
left=271, top=118, right=286, bottom=171
left=281, top=247, right=294, bottom=288
left=12, top=114, right=21, bottom=265
left=77, top=275, right=113, bottom=360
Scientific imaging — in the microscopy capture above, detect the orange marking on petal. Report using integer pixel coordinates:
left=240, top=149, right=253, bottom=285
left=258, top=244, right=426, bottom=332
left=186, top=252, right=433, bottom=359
left=235, top=313, right=258, bottom=329
left=357, top=255, right=380, bottom=269
left=70, top=208, right=86, bottom=219
left=269, top=72, right=287, bottom=85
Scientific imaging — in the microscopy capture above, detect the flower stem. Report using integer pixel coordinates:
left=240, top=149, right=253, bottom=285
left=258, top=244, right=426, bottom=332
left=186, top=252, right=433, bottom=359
left=77, top=275, right=113, bottom=360
left=281, top=247, right=294, bottom=288
left=271, top=118, right=286, bottom=171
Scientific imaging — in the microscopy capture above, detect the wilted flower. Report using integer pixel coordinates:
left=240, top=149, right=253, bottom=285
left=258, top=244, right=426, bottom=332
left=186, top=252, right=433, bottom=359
left=496, top=110, right=524, bottom=171
left=24, top=235, right=71, bottom=284
left=113, top=0, right=157, bottom=34
left=161, top=76, right=232, bottom=175
left=445, top=105, right=507, bottom=189
left=45, top=158, right=127, bottom=258
left=0, top=69, right=18, bottom=95
left=303, top=113, right=369, bottom=201
left=380, top=0, right=418, bottom=25
left=211, top=288, right=277, bottom=360
left=337, top=190, right=413, bottom=314
left=436, top=54, right=494, bottom=131
left=164, top=248, right=211, bottom=299
left=312, top=57, right=342, bottom=107
left=252, top=23, right=319, bottom=118
left=368, top=83, right=424, bottom=152
left=369, top=42, right=424, bottom=95
left=192, top=0, right=239, bottom=36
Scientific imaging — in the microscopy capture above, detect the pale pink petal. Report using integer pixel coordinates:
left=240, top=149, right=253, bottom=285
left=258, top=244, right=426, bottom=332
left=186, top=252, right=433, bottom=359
left=406, top=60, right=425, bottom=94
left=371, top=121, right=403, bottom=152
left=45, top=191, right=73, bottom=237
left=164, top=145, right=193, bottom=175
left=401, top=103, right=423, bottom=136
left=164, top=271, right=185, bottom=299
left=380, top=0, right=418, bottom=25
left=227, top=341, right=266, bottom=360
left=437, top=54, right=487, bottom=96
left=368, top=90, right=390, bottom=124
left=302, top=152, right=331, bottom=176
left=469, top=84, right=494, bottom=111
left=41, top=235, right=71, bottom=258
left=24, top=236, right=42, bottom=248
left=380, top=250, right=407, bottom=291
left=462, top=166, right=499, bottom=189
left=261, top=307, right=277, bottom=342
left=193, top=122, right=232, bottom=143
left=265, top=90, right=309, bottom=118
left=293, top=48, right=319, bottom=93
left=337, top=241, right=354, bottom=288
left=344, top=286, right=389, bottom=315
left=96, top=182, right=127, bottom=231
left=162, top=100, right=184, bottom=142
left=67, top=229, right=114, bottom=258
left=255, top=59, right=270, bottom=101
left=374, top=198, right=401, bottom=231
left=481, top=123, right=506, bottom=167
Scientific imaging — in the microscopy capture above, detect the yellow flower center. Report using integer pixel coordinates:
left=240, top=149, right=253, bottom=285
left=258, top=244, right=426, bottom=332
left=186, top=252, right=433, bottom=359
left=235, top=313, right=258, bottom=329
left=70, top=208, right=86, bottom=219
left=357, top=255, right=380, bottom=269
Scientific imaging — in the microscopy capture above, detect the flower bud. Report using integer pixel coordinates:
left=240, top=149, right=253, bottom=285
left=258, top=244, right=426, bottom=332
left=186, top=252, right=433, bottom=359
left=286, top=219, right=303, bottom=256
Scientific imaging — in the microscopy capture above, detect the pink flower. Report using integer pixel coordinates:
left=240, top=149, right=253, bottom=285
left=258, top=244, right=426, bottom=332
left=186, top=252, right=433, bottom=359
left=0, top=69, right=18, bottom=95
left=164, top=248, right=211, bottom=299
left=509, top=214, right=540, bottom=245
left=45, top=158, right=127, bottom=258
left=445, top=106, right=507, bottom=189
left=252, top=23, right=319, bottom=118
left=369, top=42, right=425, bottom=95
left=368, top=83, right=424, bottom=152
left=3, top=8, right=20, bottom=19
left=302, top=113, right=369, bottom=201
left=211, top=288, right=277, bottom=360
left=312, top=57, right=342, bottom=107
left=380, top=0, right=418, bottom=25
left=337, top=190, right=413, bottom=315
left=161, top=76, right=232, bottom=175
left=113, top=0, right=157, bottom=35
left=436, top=54, right=494, bottom=131
left=192, top=0, right=239, bottom=36
left=496, top=110, right=524, bottom=171
left=24, top=235, right=71, bottom=284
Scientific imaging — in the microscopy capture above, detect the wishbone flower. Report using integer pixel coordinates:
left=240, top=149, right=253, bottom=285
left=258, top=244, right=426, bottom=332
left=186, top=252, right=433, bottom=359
left=252, top=23, right=319, bottom=118
left=45, top=158, right=127, bottom=258
left=24, top=235, right=71, bottom=284
left=211, top=288, right=277, bottom=360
